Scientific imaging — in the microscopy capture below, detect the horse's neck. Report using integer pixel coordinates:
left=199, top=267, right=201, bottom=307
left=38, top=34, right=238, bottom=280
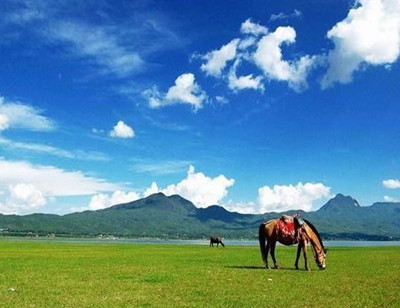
left=306, top=227, right=323, bottom=254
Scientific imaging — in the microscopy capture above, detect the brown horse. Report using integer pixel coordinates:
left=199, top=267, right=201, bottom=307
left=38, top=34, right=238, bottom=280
left=259, top=217, right=326, bottom=270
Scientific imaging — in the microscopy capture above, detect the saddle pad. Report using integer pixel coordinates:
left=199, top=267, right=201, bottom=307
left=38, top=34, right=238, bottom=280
left=276, top=219, right=297, bottom=244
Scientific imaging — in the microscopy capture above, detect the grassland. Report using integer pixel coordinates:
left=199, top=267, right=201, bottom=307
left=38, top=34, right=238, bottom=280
left=0, top=241, right=399, bottom=308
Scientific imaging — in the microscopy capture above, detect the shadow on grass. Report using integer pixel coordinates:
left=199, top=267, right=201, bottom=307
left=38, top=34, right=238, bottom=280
left=226, top=265, right=265, bottom=270
left=226, top=265, right=308, bottom=271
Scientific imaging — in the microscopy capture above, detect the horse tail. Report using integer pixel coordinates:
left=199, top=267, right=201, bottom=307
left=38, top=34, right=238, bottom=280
left=259, top=223, right=267, bottom=263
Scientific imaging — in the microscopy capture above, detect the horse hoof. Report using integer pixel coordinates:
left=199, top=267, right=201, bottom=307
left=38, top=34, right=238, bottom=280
left=295, top=266, right=299, bottom=270
left=274, top=265, right=279, bottom=269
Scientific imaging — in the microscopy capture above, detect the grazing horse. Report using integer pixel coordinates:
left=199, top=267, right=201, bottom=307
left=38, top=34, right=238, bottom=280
left=259, top=216, right=326, bottom=270
left=210, top=236, right=225, bottom=247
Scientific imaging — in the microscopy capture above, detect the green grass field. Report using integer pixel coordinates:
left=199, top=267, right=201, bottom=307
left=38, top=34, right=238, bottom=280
left=0, top=241, right=399, bottom=307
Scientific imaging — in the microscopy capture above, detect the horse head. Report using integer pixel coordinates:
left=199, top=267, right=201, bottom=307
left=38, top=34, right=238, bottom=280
left=315, top=249, right=326, bottom=270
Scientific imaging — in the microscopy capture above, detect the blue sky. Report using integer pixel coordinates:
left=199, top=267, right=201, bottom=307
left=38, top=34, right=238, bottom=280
left=1, top=0, right=400, bottom=215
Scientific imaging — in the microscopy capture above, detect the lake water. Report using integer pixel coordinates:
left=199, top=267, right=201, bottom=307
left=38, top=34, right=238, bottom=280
left=2, top=237, right=400, bottom=247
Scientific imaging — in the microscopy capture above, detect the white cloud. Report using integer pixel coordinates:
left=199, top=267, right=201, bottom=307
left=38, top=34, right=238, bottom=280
left=0, top=158, right=120, bottom=197
left=92, top=128, right=105, bottom=134
left=0, top=95, right=54, bottom=131
left=165, top=73, right=207, bottom=109
left=143, top=165, right=235, bottom=208
left=224, top=201, right=256, bottom=214
left=383, top=195, right=399, bottom=202
left=201, top=39, right=240, bottom=77
left=240, top=19, right=268, bottom=36
left=0, top=114, right=9, bottom=131
left=321, top=0, right=400, bottom=88
left=238, top=37, right=257, bottom=50
left=258, top=182, right=331, bottom=213
left=383, top=179, right=400, bottom=189
left=163, top=165, right=234, bottom=207
left=228, top=60, right=264, bottom=91
left=269, top=10, right=303, bottom=22
left=143, top=182, right=160, bottom=198
left=215, top=95, right=229, bottom=104
left=0, top=136, right=110, bottom=161
left=144, top=86, right=163, bottom=109
left=132, top=160, right=191, bottom=175
left=253, top=27, right=316, bottom=92
left=0, top=183, right=46, bottom=215
left=197, top=20, right=318, bottom=94
left=47, top=20, right=144, bottom=77
left=110, top=121, right=135, bottom=138
left=89, top=190, right=140, bottom=210
left=145, top=73, right=207, bottom=111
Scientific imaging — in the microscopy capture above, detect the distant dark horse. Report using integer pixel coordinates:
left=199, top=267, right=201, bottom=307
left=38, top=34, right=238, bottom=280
left=210, top=236, right=225, bottom=247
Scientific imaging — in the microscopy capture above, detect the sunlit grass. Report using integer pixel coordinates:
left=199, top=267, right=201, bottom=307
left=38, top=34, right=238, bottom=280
left=0, top=241, right=399, bottom=307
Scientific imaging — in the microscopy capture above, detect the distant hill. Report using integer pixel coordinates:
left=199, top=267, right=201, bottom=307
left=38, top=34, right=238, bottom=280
left=0, top=193, right=399, bottom=240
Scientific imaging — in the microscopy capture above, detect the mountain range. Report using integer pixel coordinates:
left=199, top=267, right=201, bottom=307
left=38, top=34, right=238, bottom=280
left=1, top=193, right=399, bottom=240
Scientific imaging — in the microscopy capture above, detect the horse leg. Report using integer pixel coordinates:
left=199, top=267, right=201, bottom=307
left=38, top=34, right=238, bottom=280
left=294, top=243, right=301, bottom=270
left=265, top=242, right=270, bottom=269
left=270, top=242, right=279, bottom=269
left=302, top=240, right=310, bottom=271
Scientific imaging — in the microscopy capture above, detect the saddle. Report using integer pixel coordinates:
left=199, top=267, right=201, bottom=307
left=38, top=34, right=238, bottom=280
left=276, top=214, right=304, bottom=244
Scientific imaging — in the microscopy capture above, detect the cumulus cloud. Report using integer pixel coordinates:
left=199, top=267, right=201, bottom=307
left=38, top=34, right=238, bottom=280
left=198, top=21, right=316, bottom=93
left=143, top=182, right=160, bottom=198
left=240, top=19, right=268, bottom=36
left=253, top=27, right=316, bottom=91
left=89, top=190, right=140, bottom=210
left=321, top=0, right=400, bottom=88
left=224, top=201, right=256, bottom=214
left=228, top=60, right=264, bottom=91
left=201, top=39, right=240, bottom=77
left=383, top=179, right=400, bottom=189
left=145, top=73, right=207, bottom=111
left=238, top=37, right=257, bottom=50
left=258, top=182, right=331, bottom=213
left=0, top=158, right=120, bottom=197
left=0, top=95, right=54, bottom=131
left=142, top=166, right=234, bottom=208
left=161, top=166, right=234, bottom=207
left=0, top=183, right=46, bottom=215
left=110, top=121, right=135, bottom=138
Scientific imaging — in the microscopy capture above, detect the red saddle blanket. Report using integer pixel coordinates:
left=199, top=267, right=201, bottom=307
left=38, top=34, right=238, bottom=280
left=276, top=219, right=297, bottom=245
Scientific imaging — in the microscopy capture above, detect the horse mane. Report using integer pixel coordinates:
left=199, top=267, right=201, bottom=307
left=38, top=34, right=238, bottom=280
left=303, top=219, right=324, bottom=250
